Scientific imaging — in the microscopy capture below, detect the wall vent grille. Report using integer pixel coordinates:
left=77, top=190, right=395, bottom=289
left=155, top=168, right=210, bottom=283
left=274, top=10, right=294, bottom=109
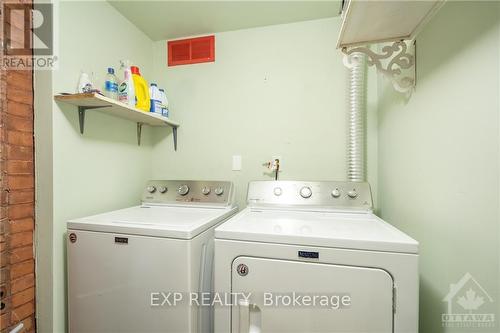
left=168, top=35, right=215, bottom=66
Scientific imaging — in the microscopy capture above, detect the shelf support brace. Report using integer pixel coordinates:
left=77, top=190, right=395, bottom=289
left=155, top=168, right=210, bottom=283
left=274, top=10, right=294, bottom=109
left=76, top=105, right=111, bottom=134
left=78, top=107, right=85, bottom=134
left=172, top=127, right=178, bottom=151
left=342, top=40, right=416, bottom=94
left=137, top=123, right=143, bottom=146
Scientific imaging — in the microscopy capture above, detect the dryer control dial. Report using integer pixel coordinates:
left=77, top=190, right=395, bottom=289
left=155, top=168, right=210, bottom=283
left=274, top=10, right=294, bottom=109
left=348, top=189, right=358, bottom=198
left=202, top=186, right=211, bottom=195
left=158, top=186, right=168, bottom=193
left=146, top=186, right=156, bottom=193
left=178, top=184, right=190, bottom=196
left=299, top=186, right=312, bottom=198
left=214, top=187, right=224, bottom=196
left=331, top=188, right=341, bottom=198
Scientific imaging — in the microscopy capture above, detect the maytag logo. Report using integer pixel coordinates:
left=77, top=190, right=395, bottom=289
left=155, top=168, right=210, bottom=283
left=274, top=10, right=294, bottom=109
left=114, top=237, right=129, bottom=244
left=298, top=251, right=319, bottom=259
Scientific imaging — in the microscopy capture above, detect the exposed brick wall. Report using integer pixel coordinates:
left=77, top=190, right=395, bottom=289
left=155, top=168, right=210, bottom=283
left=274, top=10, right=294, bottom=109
left=1, top=1, right=36, bottom=332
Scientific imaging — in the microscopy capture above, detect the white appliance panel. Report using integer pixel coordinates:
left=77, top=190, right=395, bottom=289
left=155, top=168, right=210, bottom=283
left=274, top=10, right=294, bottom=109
left=68, top=230, right=195, bottom=333
left=231, top=257, right=393, bottom=333
left=214, top=239, right=419, bottom=333
left=216, top=208, right=417, bottom=253
left=69, top=205, right=237, bottom=239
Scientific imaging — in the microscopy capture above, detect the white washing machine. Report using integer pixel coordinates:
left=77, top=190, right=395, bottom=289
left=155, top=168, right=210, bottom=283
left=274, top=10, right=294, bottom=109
left=67, top=180, right=238, bottom=333
left=214, top=181, right=418, bottom=333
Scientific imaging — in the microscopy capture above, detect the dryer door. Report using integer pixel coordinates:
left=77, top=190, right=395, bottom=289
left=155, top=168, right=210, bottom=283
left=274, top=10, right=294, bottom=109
left=231, top=257, right=394, bottom=333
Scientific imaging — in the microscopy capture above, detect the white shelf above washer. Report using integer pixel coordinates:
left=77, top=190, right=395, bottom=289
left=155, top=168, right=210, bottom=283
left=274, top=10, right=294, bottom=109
left=337, top=0, right=445, bottom=49
left=54, top=93, right=179, bottom=150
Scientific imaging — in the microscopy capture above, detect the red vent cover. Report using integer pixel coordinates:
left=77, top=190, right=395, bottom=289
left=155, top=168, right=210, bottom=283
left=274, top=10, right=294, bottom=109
left=168, top=35, right=215, bottom=66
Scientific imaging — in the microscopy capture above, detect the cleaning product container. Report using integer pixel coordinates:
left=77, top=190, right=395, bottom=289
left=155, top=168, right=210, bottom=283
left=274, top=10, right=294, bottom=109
left=104, top=67, right=118, bottom=100
left=149, top=83, right=162, bottom=115
left=159, top=88, right=169, bottom=117
left=118, top=61, right=135, bottom=107
left=77, top=71, right=92, bottom=93
left=131, top=66, right=150, bottom=112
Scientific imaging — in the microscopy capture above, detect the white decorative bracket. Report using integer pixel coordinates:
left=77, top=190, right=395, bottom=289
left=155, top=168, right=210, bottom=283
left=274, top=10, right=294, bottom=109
left=342, top=40, right=416, bottom=94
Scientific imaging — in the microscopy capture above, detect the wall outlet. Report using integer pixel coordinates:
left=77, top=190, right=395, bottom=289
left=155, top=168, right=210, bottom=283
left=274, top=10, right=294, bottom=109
left=232, top=155, right=242, bottom=171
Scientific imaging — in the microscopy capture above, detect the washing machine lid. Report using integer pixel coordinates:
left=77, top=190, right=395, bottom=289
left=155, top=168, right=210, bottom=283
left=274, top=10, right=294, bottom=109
left=215, top=208, right=418, bottom=253
left=68, top=205, right=237, bottom=239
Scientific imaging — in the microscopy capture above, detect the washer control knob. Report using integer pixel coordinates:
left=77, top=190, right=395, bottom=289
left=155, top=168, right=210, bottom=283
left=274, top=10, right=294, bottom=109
left=158, top=186, right=168, bottom=194
left=299, top=186, right=312, bottom=198
left=178, top=184, right=190, bottom=196
left=331, top=188, right=341, bottom=198
left=146, top=186, right=156, bottom=193
left=202, top=186, right=211, bottom=195
left=214, top=187, right=224, bottom=196
left=348, top=189, right=358, bottom=199
left=273, top=187, right=283, bottom=196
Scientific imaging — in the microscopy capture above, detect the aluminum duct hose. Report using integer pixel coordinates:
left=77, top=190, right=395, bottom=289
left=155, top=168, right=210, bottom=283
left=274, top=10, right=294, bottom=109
left=344, top=52, right=367, bottom=182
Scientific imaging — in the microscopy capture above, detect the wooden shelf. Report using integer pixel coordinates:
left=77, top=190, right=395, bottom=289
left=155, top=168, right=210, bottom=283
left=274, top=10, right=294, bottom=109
left=54, top=93, right=179, bottom=150
left=337, top=0, right=444, bottom=48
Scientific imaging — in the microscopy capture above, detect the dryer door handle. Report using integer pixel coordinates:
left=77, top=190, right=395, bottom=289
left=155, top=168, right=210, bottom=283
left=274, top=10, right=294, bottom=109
left=238, top=300, right=250, bottom=333
left=238, top=300, right=262, bottom=333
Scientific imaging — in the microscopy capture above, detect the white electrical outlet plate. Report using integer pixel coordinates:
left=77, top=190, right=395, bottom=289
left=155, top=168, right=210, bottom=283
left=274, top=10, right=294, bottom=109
left=232, top=155, right=242, bottom=171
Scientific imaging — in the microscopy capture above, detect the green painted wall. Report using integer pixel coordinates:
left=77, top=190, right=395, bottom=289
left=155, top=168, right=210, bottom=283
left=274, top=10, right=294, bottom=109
left=377, top=2, right=500, bottom=332
left=36, top=1, right=156, bottom=332
left=150, top=17, right=378, bottom=209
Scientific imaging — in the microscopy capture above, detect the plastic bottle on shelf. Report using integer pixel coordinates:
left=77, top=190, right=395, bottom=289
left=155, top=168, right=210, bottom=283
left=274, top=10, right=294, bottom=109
left=159, top=88, right=169, bottom=118
left=76, top=71, right=92, bottom=93
left=149, top=83, right=162, bottom=115
left=118, top=60, right=135, bottom=107
left=104, top=67, right=118, bottom=100
left=130, top=66, right=150, bottom=112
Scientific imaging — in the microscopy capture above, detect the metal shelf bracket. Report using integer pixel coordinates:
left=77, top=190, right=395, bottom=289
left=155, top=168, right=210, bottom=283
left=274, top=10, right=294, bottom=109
left=77, top=105, right=111, bottom=134
left=137, top=123, right=143, bottom=146
left=138, top=122, right=178, bottom=150
left=172, top=126, right=178, bottom=151
left=342, top=40, right=416, bottom=94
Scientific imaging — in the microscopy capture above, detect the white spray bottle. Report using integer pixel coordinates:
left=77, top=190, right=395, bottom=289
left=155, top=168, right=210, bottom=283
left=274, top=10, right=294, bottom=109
left=118, top=60, right=136, bottom=107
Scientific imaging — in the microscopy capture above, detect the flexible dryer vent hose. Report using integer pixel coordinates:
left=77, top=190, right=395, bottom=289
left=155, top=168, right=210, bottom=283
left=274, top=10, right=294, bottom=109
left=345, top=52, right=367, bottom=182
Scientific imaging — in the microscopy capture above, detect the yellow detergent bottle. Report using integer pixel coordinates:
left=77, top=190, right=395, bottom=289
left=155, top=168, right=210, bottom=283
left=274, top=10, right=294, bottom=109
left=130, top=66, right=151, bottom=112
